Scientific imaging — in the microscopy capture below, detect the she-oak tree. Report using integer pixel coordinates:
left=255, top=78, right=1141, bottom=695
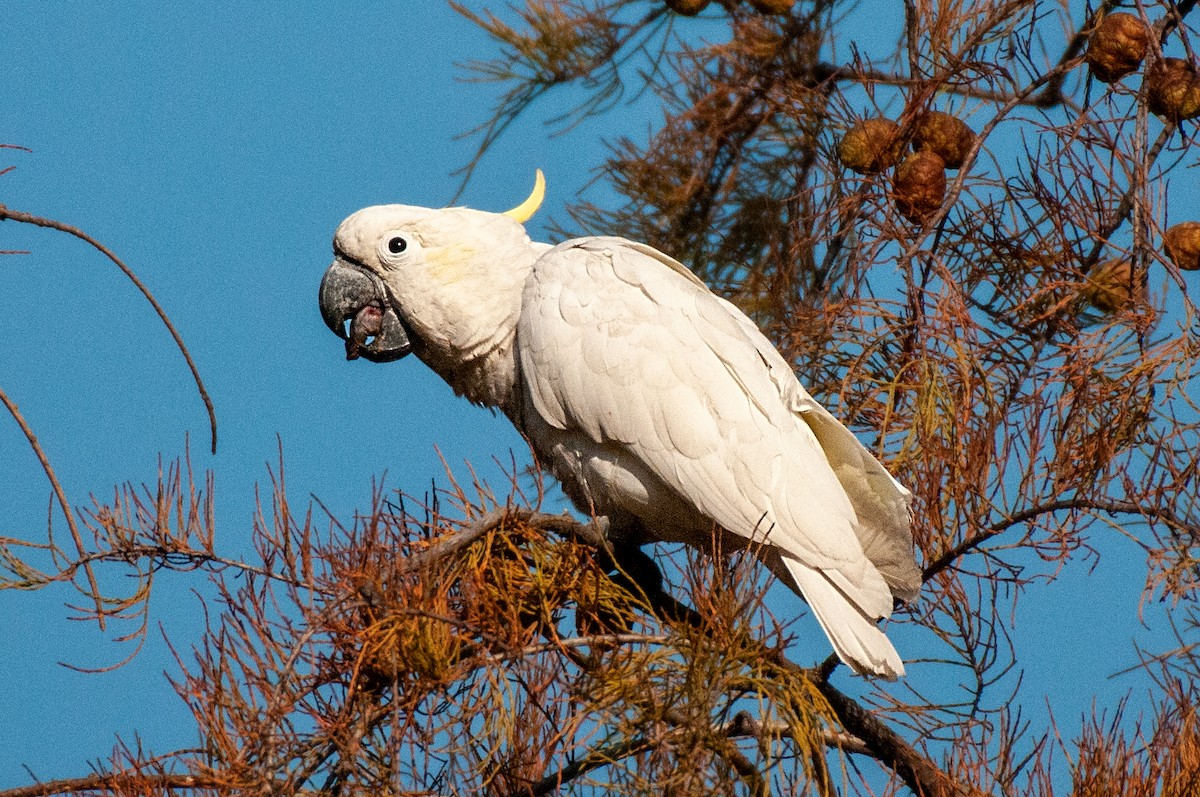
left=3, top=1, right=1200, bottom=795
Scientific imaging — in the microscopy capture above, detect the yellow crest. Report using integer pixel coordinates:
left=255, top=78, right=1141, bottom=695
left=503, top=169, right=546, bottom=223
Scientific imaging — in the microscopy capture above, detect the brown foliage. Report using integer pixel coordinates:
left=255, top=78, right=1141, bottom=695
left=4, top=460, right=854, bottom=796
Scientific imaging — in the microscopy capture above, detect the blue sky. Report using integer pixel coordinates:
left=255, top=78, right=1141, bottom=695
left=0, top=2, right=1183, bottom=788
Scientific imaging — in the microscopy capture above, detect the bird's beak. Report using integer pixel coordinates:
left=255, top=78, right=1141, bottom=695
left=318, top=258, right=412, bottom=363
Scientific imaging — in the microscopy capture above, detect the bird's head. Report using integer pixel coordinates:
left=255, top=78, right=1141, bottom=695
left=318, top=171, right=546, bottom=366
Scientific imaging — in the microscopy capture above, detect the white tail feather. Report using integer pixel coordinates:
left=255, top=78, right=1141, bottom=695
left=782, top=558, right=905, bottom=679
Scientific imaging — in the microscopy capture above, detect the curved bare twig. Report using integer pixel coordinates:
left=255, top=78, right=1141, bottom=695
left=0, top=205, right=218, bottom=454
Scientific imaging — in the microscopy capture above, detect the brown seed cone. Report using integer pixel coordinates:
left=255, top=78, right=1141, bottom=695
left=893, top=150, right=947, bottom=223
left=665, top=0, right=710, bottom=15
left=1164, top=222, right=1200, bottom=271
left=1086, top=12, right=1151, bottom=83
left=1146, top=58, right=1200, bottom=121
left=912, top=111, right=977, bottom=169
left=838, top=117, right=903, bottom=174
left=1082, top=258, right=1145, bottom=314
left=746, top=0, right=795, bottom=13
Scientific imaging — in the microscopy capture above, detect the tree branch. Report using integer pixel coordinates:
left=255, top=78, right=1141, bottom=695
left=922, top=497, right=1195, bottom=581
left=0, top=773, right=222, bottom=797
left=756, top=649, right=978, bottom=797
left=522, top=734, right=653, bottom=797
left=816, top=678, right=984, bottom=797
left=397, top=507, right=608, bottom=574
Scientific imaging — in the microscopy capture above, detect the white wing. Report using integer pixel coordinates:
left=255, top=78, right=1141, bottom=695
left=518, top=237, right=916, bottom=677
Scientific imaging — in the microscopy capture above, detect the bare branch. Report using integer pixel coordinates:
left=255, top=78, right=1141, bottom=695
left=0, top=205, right=218, bottom=454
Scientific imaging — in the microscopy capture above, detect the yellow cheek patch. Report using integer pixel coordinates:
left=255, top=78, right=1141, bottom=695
left=425, top=243, right=482, bottom=284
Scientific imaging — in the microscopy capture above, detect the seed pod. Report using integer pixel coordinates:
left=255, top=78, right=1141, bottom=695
left=893, top=150, right=947, bottom=223
left=665, top=0, right=710, bottom=15
left=1163, top=222, right=1200, bottom=270
left=912, top=111, right=976, bottom=169
left=1146, top=58, right=1200, bottom=121
left=1086, top=12, right=1151, bottom=83
left=1082, top=259, right=1145, bottom=314
left=746, top=0, right=795, bottom=13
left=838, top=117, right=903, bottom=174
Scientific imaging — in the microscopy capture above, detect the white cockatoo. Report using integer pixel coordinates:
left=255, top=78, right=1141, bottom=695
left=319, top=172, right=920, bottom=677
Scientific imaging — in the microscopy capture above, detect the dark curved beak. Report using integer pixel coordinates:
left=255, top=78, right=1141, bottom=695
left=318, top=258, right=412, bottom=363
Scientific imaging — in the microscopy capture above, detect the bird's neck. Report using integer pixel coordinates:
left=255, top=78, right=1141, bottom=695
left=418, top=332, right=521, bottom=413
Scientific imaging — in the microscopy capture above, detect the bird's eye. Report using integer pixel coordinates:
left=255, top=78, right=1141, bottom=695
left=387, top=236, right=407, bottom=254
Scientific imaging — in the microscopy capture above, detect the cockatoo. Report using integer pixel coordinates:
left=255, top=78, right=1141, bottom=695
left=318, top=172, right=920, bottom=677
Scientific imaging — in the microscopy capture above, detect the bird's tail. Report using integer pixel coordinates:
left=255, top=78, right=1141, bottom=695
left=782, top=559, right=905, bottom=679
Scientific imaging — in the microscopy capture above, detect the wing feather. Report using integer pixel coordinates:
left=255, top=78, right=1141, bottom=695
left=518, top=237, right=913, bottom=627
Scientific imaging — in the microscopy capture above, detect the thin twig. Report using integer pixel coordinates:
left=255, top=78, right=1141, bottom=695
left=66, top=543, right=329, bottom=594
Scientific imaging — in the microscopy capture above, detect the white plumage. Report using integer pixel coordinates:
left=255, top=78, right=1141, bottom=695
left=318, top=176, right=920, bottom=678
